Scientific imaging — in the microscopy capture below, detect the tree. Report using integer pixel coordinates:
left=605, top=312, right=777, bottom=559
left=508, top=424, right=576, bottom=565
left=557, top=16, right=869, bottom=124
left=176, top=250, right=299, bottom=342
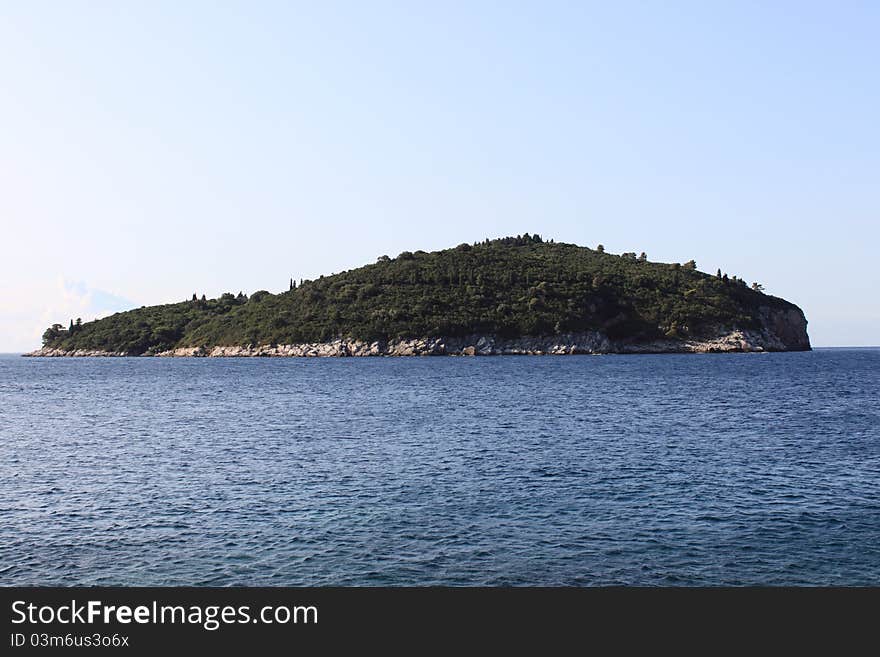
left=716, top=269, right=722, bottom=279
left=201, top=294, right=206, bottom=302
left=597, top=244, right=605, bottom=253
left=192, top=293, right=197, bottom=301
left=639, top=252, right=647, bottom=262
left=751, top=282, right=764, bottom=292
left=42, top=324, right=65, bottom=347
left=683, top=260, right=697, bottom=270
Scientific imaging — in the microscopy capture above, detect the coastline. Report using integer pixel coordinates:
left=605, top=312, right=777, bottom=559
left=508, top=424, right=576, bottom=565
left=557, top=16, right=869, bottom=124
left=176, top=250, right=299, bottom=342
left=23, top=328, right=811, bottom=357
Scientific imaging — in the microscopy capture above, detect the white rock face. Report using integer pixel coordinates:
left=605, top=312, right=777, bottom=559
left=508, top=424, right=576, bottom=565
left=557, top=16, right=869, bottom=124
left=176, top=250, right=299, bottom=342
left=22, top=348, right=128, bottom=357
left=22, top=327, right=802, bottom=358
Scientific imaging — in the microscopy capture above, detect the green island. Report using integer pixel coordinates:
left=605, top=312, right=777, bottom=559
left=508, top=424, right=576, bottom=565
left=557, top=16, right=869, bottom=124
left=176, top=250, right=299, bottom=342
left=30, top=235, right=810, bottom=357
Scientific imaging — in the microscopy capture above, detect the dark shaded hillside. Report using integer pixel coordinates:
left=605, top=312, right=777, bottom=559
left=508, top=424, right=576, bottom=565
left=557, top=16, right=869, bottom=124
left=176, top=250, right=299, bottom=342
left=40, top=235, right=805, bottom=354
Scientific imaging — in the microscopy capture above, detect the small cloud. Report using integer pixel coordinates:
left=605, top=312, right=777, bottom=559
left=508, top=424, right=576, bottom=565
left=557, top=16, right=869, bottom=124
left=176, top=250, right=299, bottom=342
left=57, top=278, right=135, bottom=322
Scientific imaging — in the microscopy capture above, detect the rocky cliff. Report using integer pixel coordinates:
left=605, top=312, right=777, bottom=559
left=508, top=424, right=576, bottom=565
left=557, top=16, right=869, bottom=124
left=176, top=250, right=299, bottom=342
left=27, top=306, right=809, bottom=357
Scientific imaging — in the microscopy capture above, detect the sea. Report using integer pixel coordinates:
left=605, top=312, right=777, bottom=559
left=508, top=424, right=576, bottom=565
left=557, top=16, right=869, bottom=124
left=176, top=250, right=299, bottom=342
left=1, top=349, right=878, bottom=586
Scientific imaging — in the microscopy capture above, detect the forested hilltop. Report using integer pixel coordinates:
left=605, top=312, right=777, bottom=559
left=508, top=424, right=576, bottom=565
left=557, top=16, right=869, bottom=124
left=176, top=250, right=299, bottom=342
left=35, top=235, right=810, bottom=356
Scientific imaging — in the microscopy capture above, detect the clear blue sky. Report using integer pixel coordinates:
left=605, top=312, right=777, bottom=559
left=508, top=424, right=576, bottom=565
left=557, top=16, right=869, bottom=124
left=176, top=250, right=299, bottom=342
left=1, top=1, right=877, bottom=350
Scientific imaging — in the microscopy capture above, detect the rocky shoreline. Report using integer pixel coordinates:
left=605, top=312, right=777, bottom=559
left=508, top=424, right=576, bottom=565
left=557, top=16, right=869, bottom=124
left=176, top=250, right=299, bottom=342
left=24, top=326, right=810, bottom=357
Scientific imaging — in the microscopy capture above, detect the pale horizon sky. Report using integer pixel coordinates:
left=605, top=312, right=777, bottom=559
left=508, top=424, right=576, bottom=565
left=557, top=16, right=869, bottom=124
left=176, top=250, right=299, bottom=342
left=2, top=1, right=878, bottom=351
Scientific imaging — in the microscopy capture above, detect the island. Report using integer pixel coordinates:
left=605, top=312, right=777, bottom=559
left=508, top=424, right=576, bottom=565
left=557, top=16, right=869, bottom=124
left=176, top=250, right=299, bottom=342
left=28, top=235, right=810, bottom=357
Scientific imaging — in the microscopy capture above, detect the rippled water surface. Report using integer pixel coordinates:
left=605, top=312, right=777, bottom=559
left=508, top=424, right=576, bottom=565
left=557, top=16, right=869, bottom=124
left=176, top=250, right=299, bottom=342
left=1, top=350, right=878, bottom=585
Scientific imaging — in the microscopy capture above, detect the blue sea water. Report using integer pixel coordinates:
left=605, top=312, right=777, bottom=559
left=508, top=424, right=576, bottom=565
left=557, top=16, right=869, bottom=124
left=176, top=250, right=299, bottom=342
left=1, top=349, right=878, bottom=586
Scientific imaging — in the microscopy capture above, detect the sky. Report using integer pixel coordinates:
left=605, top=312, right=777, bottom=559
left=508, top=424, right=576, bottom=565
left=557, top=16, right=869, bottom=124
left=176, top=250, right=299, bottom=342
left=1, top=1, right=877, bottom=350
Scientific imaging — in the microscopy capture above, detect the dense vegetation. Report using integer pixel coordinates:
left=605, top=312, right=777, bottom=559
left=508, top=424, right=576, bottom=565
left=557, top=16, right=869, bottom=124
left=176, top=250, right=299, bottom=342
left=42, top=235, right=797, bottom=354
